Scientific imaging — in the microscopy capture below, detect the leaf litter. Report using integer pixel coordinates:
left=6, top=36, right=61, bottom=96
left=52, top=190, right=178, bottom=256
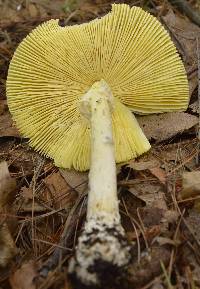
left=1, top=0, right=200, bottom=288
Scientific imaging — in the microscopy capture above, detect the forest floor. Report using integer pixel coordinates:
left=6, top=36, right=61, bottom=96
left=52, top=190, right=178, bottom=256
left=1, top=0, right=200, bottom=288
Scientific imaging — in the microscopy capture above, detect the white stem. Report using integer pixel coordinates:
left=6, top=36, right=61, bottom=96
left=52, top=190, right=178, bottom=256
left=80, top=80, right=119, bottom=223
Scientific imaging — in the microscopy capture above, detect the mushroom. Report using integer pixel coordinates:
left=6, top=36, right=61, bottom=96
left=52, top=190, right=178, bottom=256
left=6, top=3, right=189, bottom=288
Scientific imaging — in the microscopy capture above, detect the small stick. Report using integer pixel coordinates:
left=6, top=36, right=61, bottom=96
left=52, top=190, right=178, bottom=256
left=39, top=192, right=87, bottom=277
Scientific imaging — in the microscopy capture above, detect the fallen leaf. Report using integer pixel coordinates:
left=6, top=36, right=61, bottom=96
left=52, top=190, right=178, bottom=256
left=10, top=261, right=37, bottom=289
left=59, top=169, right=88, bottom=195
left=0, top=161, right=16, bottom=206
left=19, top=186, right=47, bottom=213
left=6, top=145, right=39, bottom=177
left=155, top=236, right=179, bottom=246
left=137, top=112, right=198, bottom=142
left=189, top=100, right=199, bottom=114
left=127, top=160, right=160, bottom=171
left=180, top=171, right=200, bottom=211
left=149, top=167, right=166, bottom=184
left=129, top=183, right=167, bottom=210
left=0, top=161, right=17, bottom=267
left=181, top=211, right=200, bottom=282
left=127, top=225, right=161, bottom=242
left=20, top=186, right=33, bottom=201
left=0, top=99, right=7, bottom=115
left=43, top=171, right=75, bottom=209
left=188, top=74, right=198, bottom=98
left=128, top=246, right=170, bottom=288
left=0, top=223, right=17, bottom=267
left=28, top=3, right=38, bottom=18
left=163, top=9, right=200, bottom=66
left=0, top=111, right=20, bottom=138
left=151, top=282, right=165, bottom=289
left=181, top=171, right=200, bottom=199
left=163, top=210, right=179, bottom=224
left=162, top=9, right=199, bottom=97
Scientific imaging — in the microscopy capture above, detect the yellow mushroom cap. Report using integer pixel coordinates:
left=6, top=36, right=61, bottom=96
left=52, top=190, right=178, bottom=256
left=6, top=4, right=189, bottom=171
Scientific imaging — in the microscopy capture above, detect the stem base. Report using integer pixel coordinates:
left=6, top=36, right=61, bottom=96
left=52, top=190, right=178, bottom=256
left=68, top=217, right=132, bottom=289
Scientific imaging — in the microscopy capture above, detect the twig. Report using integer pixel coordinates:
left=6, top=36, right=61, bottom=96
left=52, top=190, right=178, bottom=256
left=33, top=238, right=72, bottom=251
left=39, top=192, right=87, bottom=277
left=168, top=210, right=185, bottom=278
left=136, top=208, right=149, bottom=252
left=168, top=0, right=200, bottom=27
left=160, top=261, right=174, bottom=289
left=31, top=158, right=45, bottom=256
left=121, top=198, right=141, bottom=264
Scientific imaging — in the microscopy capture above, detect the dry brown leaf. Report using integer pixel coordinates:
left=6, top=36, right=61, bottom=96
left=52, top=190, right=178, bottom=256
left=127, top=160, right=160, bottom=171
left=43, top=171, right=74, bottom=208
left=163, top=210, right=179, bottom=224
left=127, top=225, right=161, bottom=242
left=20, top=186, right=33, bottom=201
left=163, top=9, right=200, bottom=66
left=28, top=3, right=38, bottom=18
left=0, top=112, right=20, bottom=138
left=19, top=186, right=47, bottom=213
left=188, top=75, right=198, bottom=98
left=149, top=167, right=166, bottom=184
left=129, top=183, right=167, bottom=210
left=181, top=171, right=200, bottom=199
left=137, top=112, right=198, bottom=142
left=155, top=236, right=179, bottom=246
left=163, top=9, right=199, bottom=97
left=0, top=100, right=7, bottom=115
left=0, top=161, right=17, bottom=267
left=0, top=223, right=17, bottom=267
left=189, top=100, right=199, bottom=114
left=10, top=261, right=37, bottom=289
left=127, top=159, right=166, bottom=184
left=59, top=168, right=88, bottom=195
left=6, top=145, right=40, bottom=177
left=0, top=161, right=16, bottom=206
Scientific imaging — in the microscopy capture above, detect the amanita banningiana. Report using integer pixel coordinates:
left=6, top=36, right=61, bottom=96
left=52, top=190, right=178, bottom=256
left=6, top=4, right=189, bottom=288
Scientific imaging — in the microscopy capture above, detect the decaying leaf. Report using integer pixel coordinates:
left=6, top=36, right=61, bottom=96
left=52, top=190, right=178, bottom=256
left=188, top=75, right=198, bottom=98
left=128, top=183, right=167, bottom=210
left=127, top=246, right=170, bottom=288
left=149, top=167, right=166, bottom=185
left=18, top=186, right=47, bottom=213
left=127, top=159, right=166, bottom=184
left=0, top=161, right=17, bottom=267
left=155, top=236, right=179, bottom=246
left=28, top=3, right=38, bottom=18
left=10, top=261, right=37, bottom=289
left=0, top=100, right=7, bottom=115
left=59, top=169, right=88, bottom=195
left=163, top=9, right=199, bottom=97
left=181, top=171, right=200, bottom=199
left=43, top=171, right=76, bottom=208
left=0, top=223, right=17, bottom=267
left=138, top=112, right=198, bottom=142
left=0, top=161, right=16, bottom=205
left=163, top=9, right=200, bottom=66
left=0, top=111, right=20, bottom=138
left=189, top=100, right=199, bottom=114
left=127, top=160, right=160, bottom=171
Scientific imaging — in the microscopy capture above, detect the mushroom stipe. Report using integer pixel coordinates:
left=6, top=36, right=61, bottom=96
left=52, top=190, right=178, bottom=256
left=68, top=219, right=132, bottom=289
left=7, top=4, right=189, bottom=289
